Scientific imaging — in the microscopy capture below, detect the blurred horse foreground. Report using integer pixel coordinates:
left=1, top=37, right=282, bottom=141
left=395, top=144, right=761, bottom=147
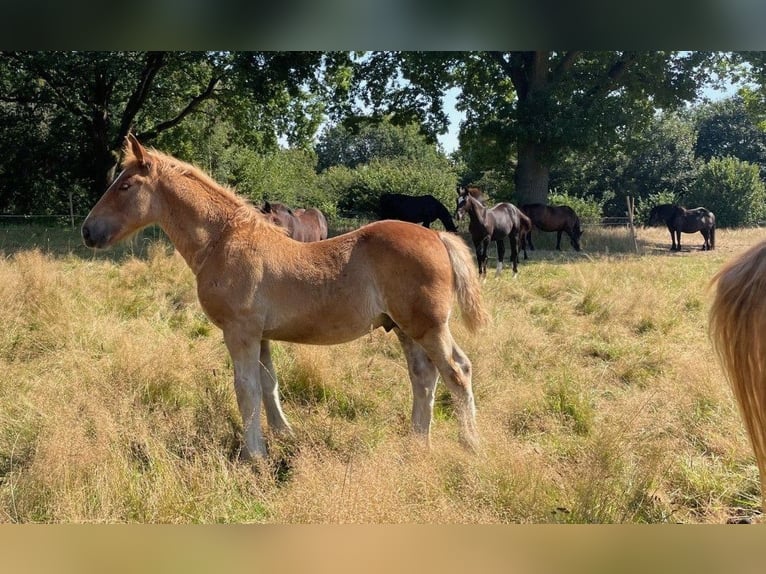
left=709, top=239, right=766, bottom=511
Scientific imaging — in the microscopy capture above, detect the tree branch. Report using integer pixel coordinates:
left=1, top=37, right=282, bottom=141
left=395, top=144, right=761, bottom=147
left=6, top=52, right=92, bottom=124
left=137, top=72, right=223, bottom=141
left=489, top=51, right=551, bottom=100
left=115, top=52, right=166, bottom=147
left=585, top=51, right=639, bottom=102
left=551, top=51, right=582, bottom=83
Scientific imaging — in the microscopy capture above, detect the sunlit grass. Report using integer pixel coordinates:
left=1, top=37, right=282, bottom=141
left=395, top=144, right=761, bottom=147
left=0, top=224, right=763, bottom=522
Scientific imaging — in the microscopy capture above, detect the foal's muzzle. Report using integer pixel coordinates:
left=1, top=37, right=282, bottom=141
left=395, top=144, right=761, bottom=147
left=81, top=219, right=113, bottom=249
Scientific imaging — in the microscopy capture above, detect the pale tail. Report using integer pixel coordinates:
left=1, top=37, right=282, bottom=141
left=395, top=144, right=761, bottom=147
left=439, top=232, right=489, bottom=333
left=709, top=240, right=766, bottom=509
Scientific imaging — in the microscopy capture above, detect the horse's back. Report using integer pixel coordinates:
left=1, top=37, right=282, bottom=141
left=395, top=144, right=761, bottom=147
left=379, top=193, right=437, bottom=220
left=522, top=203, right=576, bottom=229
left=491, top=202, right=522, bottom=231
left=378, top=193, right=406, bottom=218
left=681, top=207, right=715, bottom=232
left=330, top=220, right=459, bottom=336
left=299, top=207, right=328, bottom=241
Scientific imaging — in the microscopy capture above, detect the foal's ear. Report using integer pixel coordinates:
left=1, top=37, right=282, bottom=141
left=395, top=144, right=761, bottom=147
left=125, top=133, right=152, bottom=169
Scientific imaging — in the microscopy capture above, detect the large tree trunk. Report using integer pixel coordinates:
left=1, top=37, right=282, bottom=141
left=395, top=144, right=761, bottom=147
left=493, top=51, right=553, bottom=206
left=514, top=140, right=550, bottom=205
left=89, top=148, right=120, bottom=204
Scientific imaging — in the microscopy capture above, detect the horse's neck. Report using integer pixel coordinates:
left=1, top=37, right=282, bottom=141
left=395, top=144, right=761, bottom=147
left=467, top=197, right=487, bottom=225
left=156, top=177, right=244, bottom=274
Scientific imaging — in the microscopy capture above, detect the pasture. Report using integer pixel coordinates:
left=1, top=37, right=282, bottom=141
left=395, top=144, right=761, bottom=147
left=0, top=222, right=763, bottom=523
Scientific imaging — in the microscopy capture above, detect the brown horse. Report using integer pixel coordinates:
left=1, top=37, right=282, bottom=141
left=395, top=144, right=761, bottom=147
left=82, top=135, right=488, bottom=460
left=521, top=204, right=582, bottom=252
left=261, top=200, right=328, bottom=242
left=709, top=239, right=766, bottom=511
left=455, top=186, right=528, bottom=276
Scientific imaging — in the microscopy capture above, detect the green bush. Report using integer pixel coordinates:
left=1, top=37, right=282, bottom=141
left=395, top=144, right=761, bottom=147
left=322, top=157, right=459, bottom=218
left=636, top=191, right=678, bottom=225
left=548, top=192, right=604, bottom=223
left=685, top=156, right=766, bottom=227
left=211, top=147, right=334, bottom=219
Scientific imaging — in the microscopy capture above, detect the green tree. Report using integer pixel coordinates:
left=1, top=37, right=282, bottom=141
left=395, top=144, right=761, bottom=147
left=350, top=51, right=721, bottom=205
left=621, top=112, right=700, bottom=210
left=686, top=156, right=766, bottom=227
left=316, top=118, right=443, bottom=171
left=315, top=118, right=458, bottom=218
left=693, top=95, right=766, bottom=168
left=0, top=51, right=342, bottom=213
left=551, top=111, right=699, bottom=217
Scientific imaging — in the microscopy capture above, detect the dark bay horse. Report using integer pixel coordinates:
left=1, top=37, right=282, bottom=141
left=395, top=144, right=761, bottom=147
left=82, top=135, right=488, bottom=459
left=378, top=193, right=457, bottom=232
left=647, top=204, right=715, bottom=251
left=710, top=240, right=766, bottom=510
left=455, top=187, right=528, bottom=276
left=261, top=201, right=328, bottom=242
left=521, top=203, right=582, bottom=252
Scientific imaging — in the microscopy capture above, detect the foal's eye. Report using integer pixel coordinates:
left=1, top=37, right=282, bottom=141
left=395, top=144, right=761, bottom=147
left=118, top=180, right=133, bottom=190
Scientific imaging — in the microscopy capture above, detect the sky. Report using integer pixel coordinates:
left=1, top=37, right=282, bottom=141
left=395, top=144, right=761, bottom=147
left=437, top=87, right=462, bottom=155
left=435, top=79, right=743, bottom=156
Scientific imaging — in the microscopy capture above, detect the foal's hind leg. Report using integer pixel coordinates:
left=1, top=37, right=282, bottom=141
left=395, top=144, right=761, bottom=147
left=495, top=239, right=505, bottom=276
left=415, top=327, right=479, bottom=451
left=508, top=232, right=519, bottom=274
left=394, top=329, right=439, bottom=444
left=259, top=340, right=293, bottom=435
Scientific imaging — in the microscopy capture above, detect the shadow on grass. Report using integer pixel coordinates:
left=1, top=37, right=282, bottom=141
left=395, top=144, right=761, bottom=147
left=1, top=221, right=714, bottom=265
left=0, top=224, right=169, bottom=262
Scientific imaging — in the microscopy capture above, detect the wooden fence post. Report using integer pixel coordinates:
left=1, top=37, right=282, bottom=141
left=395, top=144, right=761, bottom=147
left=626, top=196, right=638, bottom=253
left=69, top=192, right=75, bottom=230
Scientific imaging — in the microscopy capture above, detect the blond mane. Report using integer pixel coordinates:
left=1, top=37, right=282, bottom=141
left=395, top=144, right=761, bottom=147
left=121, top=143, right=285, bottom=234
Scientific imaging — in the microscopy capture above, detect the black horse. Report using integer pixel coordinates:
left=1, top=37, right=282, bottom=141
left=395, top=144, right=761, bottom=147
left=455, top=187, right=528, bottom=276
left=378, top=193, right=457, bottom=232
left=647, top=204, right=716, bottom=251
left=521, top=203, right=583, bottom=251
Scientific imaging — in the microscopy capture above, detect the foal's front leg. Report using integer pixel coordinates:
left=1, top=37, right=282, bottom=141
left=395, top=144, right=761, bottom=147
left=224, top=331, right=267, bottom=459
left=474, top=239, right=487, bottom=276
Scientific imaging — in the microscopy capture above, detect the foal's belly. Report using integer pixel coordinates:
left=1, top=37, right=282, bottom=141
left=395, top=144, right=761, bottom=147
left=263, top=310, right=388, bottom=345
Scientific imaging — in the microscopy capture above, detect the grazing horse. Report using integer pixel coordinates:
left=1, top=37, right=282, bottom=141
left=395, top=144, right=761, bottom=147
left=455, top=186, right=527, bottom=276
left=82, top=135, right=488, bottom=460
left=378, top=193, right=457, bottom=232
left=521, top=203, right=582, bottom=252
left=709, top=239, right=766, bottom=510
left=261, top=200, right=328, bottom=242
left=647, top=204, right=715, bottom=251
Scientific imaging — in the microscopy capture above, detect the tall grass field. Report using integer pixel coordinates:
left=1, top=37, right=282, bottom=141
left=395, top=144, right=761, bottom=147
left=0, top=222, right=763, bottom=523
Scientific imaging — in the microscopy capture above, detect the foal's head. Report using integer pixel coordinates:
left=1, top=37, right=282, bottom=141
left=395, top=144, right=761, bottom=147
left=82, top=134, right=160, bottom=249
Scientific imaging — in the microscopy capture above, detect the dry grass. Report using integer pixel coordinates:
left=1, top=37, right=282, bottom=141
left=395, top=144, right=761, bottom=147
left=0, top=223, right=764, bottom=523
